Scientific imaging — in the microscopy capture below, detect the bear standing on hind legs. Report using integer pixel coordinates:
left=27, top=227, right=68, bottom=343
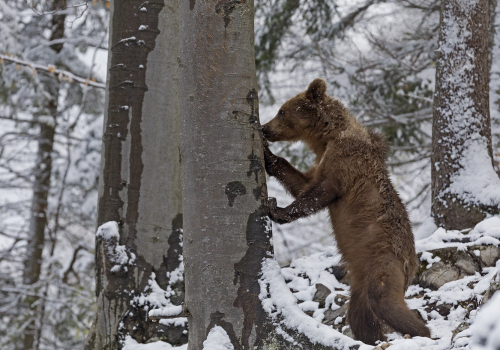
left=262, top=78, right=430, bottom=345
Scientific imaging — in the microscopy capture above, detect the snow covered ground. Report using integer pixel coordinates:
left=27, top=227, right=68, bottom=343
left=127, top=216, right=500, bottom=350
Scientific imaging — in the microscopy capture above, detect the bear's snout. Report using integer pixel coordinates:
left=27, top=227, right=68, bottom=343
left=262, top=125, right=277, bottom=140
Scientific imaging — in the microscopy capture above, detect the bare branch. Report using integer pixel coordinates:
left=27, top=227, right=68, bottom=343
left=25, top=37, right=108, bottom=58
left=0, top=54, right=106, bottom=89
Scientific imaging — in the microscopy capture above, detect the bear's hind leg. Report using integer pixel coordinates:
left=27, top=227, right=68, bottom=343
left=368, top=271, right=430, bottom=339
left=347, top=286, right=385, bottom=345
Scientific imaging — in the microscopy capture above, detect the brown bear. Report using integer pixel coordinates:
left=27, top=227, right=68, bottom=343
left=262, top=78, right=430, bottom=345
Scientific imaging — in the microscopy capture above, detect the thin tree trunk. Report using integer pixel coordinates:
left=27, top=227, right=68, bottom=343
left=22, top=3, right=65, bottom=348
left=22, top=118, right=56, bottom=350
left=431, top=0, right=499, bottom=229
left=85, top=0, right=185, bottom=348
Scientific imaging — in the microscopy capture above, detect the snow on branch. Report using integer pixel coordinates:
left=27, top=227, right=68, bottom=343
left=148, top=305, right=183, bottom=318
left=0, top=54, right=106, bottom=89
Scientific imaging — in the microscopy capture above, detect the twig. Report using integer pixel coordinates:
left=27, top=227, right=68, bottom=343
left=25, top=0, right=89, bottom=16
left=25, top=37, right=108, bottom=58
left=0, top=54, right=106, bottom=89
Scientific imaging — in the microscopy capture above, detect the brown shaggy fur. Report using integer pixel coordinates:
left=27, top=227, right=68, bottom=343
left=262, top=78, right=430, bottom=345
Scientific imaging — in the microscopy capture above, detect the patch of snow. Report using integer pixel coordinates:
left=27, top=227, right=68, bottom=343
left=275, top=325, right=297, bottom=344
left=414, top=217, right=437, bottom=240
left=259, top=258, right=370, bottom=350
left=470, top=291, right=500, bottom=350
left=475, top=217, right=500, bottom=237
left=202, top=326, right=234, bottom=350
left=426, top=273, right=481, bottom=305
left=448, top=141, right=500, bottom=207
left=420, top=251, right=441, bottom=268
left=159, top=318, right=188, bottom=327
left=37, top=115, right=56, bottom=127
left=138, top=273, right=187, bottom=333
left=119, top=37, right=137, bottom=44
left=388, top=336, right=450, bottom=350
left=416, top=217, right=500, bottom=252
left=122, top=335, right=187, bottom=350
left=96, top=221, right=120, bottom=240
left=406, top=284, right=425, bottom=298
left=285, top=246, right=345, bottom=292
left=145, top=231, right=184, bottom=319
left=298, top=300, right=318, bottom=312
left=133, top=273, right=175, bottom=315
left=167, top=261, right=184, bottom=285
left=148, top=305, right=182, bottom=317
left=96, top=221, right=136, bottom=272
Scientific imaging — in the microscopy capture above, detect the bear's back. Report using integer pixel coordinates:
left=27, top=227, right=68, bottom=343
left=325, top=129, right=417, bottom=285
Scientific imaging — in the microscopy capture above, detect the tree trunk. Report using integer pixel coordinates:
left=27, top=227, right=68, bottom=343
left=85, top=0, right=185, bottom=348
left=489, top=0, right=497, bottom=76
left=22, top=115, right=56, bottom=350
left=491, top=0, right=500, bottom=171
left=179, top=1, right=271, bottom=346
left=431, top=0, right=499, bottom=230
left=22, top=4, right=65, bottom=348
left=179, top=2, right=346, bottom=349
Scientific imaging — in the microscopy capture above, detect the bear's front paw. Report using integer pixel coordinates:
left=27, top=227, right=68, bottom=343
left=267, top=197, right=277, bottom=210
left=267, top=198, right=291, bottom=224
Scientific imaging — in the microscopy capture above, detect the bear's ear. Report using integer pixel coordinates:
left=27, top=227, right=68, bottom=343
left=306, top=78, right=327, bottom=102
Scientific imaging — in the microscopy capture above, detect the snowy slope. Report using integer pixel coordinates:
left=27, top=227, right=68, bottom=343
left=128, top=216, right=500, bottom=349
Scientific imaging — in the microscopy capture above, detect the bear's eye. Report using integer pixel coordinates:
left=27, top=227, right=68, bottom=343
left=278, top=110, right=285, bottom=117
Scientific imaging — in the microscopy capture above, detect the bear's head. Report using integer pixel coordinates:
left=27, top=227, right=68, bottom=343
left=262, top=78, right=331, bottom=143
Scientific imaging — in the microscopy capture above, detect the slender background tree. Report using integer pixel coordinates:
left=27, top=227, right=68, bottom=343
left=0, top=0, right=107, bottom=348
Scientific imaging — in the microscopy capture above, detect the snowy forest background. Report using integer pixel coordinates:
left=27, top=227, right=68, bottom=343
left=1, top=0, right=500, bottom=349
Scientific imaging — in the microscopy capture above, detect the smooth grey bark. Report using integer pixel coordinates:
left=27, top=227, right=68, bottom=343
left=431, top=0, right=499, bottom=230
left=179, top=1, right=270, bottom=348
left=85, top=0, right=185, bottom=348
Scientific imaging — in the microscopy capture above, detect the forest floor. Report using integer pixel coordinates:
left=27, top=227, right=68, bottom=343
left=128, top=216, right=500, bottom=350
